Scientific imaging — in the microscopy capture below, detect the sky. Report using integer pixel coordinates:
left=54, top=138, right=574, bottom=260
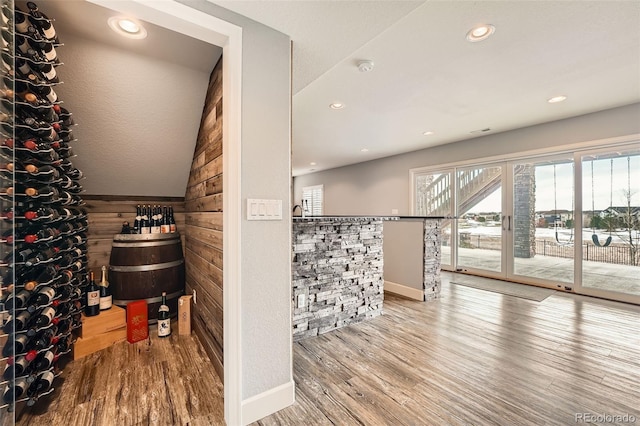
left=466, top=154, right=640, bottom=214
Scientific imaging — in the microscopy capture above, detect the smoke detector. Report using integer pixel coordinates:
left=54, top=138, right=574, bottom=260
left=357, top=60, right=374, bottom=73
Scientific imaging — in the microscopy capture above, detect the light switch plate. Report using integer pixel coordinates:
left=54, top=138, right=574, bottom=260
left=247, top=199, right=283, bottom=220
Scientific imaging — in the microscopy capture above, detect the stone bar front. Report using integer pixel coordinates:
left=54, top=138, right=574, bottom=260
left=292, top=216, right=395, bottom=341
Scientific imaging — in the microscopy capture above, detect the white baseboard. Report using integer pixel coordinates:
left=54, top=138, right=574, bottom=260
left=384, top=280, right=425, bottom=301
left=241, top=380, right=295, bottom=425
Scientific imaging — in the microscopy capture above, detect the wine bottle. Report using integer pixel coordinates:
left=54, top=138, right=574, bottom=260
left=31, top=350, right=55, bottom=371
left=32, top=305, right=56, bottom=328
left=160, top=206, right=170, bottom=233
left=28, top=285, right=56, bottom=306
left=2, top=333, right=29, bottom=357
left=25, top=247, right=60, bottom=266
left=14, top=9, right=30, bottom=34
left=2, top=377, right=28, bottom=404
left=169, top=206, right=176, bottom=233
left=36, top=62, right=58, bottom=83
left=99, top=265, right=112, bottom=310
left=27, top=370, right=55, bottom=397
left=3, top=356, right=31, bottom=380
left=31, top=264, right=59, bottom=285
left=37, top=14, right=59, bottom=44
left=151, top=205, right=161, bottom=234
left=133, top=205, right=141, bottom=233
left=140, top=205, right=150, bottom=234
left=157, top=291, right=171, bottom=338
left=84, top=271, right=99, bottom=317
left=3, top=289, right=32, bottom=310
left=2, top=310, right=31, bottom=333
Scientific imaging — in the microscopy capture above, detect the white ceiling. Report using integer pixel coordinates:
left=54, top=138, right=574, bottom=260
left=214, top=0, right=640, bottom=177
left=20, top=1, right=640, bottom=192
left=38, top=0, right=221, bottom=74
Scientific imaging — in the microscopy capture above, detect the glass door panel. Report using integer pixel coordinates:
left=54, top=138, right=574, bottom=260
left=415, top=170, right=453, bottom=268
left=581, top=148, right=640, bottom=296
left=456, top=165, right=503, bottom=274
left=509, top=157, right=574, bottom=284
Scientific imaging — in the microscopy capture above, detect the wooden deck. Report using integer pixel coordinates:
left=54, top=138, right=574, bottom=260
left=10, top=272, right=640, bottom=425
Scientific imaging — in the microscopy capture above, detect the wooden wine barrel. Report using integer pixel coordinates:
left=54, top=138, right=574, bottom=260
left=109, top=233, right=184, bottom=324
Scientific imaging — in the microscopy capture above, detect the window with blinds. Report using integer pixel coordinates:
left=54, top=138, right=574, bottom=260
left=302, top=185, right=324, bottom=216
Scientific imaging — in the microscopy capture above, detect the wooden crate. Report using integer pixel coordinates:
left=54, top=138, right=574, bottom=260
left=73, top=326, right=127, bottom=359
left=80, top=305, right=126, bottom=338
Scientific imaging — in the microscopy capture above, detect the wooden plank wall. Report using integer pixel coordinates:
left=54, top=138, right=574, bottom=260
left=184, top=57, right=224, bottom=381
left=84, top=195, right=186, bottom=272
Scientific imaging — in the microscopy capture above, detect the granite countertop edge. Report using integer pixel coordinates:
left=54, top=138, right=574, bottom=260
left=293, top=215, right=453, bottom=221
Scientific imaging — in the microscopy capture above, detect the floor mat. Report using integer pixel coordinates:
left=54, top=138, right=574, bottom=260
left=450, top=278, right=556, bottom=302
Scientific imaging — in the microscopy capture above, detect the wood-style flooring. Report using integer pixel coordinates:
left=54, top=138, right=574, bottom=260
left=256, top=272, right=640, bottom=425
left=9, top=272, right=640, bottom=425
left=10, top=329, right=224, bottom=426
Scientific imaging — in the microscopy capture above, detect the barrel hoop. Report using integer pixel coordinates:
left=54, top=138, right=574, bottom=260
left=113, top=289, right=183, bottom=306
left=109, top=259, right=184, bottom=272
left=112, top=240, right=180, bottom=248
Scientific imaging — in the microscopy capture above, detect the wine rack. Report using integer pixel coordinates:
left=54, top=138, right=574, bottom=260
left=0, top=0, right=87, bottom=413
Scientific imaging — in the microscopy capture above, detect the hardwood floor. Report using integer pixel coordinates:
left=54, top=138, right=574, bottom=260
left=8, top=272, right=640, bottom=425
left=257, top=272, right=640, bottom=425
left=10, top=329, right=224, bottom=426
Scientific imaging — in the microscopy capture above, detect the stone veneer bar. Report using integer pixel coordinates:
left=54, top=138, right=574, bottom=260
left=292, top=217, right=395, bottom=341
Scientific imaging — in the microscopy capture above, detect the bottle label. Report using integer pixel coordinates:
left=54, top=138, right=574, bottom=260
left=87, top=290, right=100, bottom=306
left=140, top=227, right=150, bottom=234
left=99, top=295, right=112, bottom=310
left=158, top=319, right=171, bottom=337
left=170, top=224, right=176, bottom=233
left=151, top=226, right=160, bottom=234
left=43, top=66, right=57, bottom=81
left=16, top=20, right=29, bottom=34
left=160, top=225, right=170, bottom=233
left=41, top=307, right=55, bottom=323
left=43, top=26, right=56, bottom=40
left=43, top=47, right=57, bottom=62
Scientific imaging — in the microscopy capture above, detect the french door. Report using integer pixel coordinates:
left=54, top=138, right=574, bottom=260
left=421, top=157, right=578, bottom=287
left=414, top=142, right=640, bottom=304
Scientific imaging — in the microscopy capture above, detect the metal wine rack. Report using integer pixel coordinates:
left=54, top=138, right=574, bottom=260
left=0, top=0, right=87, bottom=416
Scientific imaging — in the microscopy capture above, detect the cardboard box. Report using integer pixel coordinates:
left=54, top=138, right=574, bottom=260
left=126, top=300, right=149, bottom=343
left=178, top=295, right=192, bottom=335
left=73, top=326, right=127, bottom=359
left=80, top=305, right=126, bottom=338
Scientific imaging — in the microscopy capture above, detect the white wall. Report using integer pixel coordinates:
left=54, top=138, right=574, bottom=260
left=294, top=103, right=640, bottom=215
left=54, top=33, right=214, bottom=197
left=383, top=220, right=424, bottom=290
left=176, top=0, right=293, bottom=420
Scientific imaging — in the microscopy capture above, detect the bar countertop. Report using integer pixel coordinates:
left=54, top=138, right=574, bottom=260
left=292, top=215, right=453, bottom=221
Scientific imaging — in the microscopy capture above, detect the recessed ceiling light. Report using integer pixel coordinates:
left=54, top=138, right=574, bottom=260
left=108, top=16, right=148, bottom=39
left=360, top=148, right=369, bottom=152
left=422, top=131, right=434, bottom=136
left=329, top=103, right=345, bottom=109
left=466, top=24, right=495, bottom=42
left=310, top=162, right=316, bottom=166
left=547, top=95, right=567, bottom=103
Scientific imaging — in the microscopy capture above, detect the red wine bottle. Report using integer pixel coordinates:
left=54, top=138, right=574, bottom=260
left=2, top=377, right=28, bottom=404
left=160, top=206, right=170, bottom=233
left=84, top=271, right=100, bottom=317
left=169, top=206, right=177, bottom=233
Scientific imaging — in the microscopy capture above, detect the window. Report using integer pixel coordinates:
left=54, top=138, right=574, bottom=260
left=302, top=185, right=323, bottom=216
